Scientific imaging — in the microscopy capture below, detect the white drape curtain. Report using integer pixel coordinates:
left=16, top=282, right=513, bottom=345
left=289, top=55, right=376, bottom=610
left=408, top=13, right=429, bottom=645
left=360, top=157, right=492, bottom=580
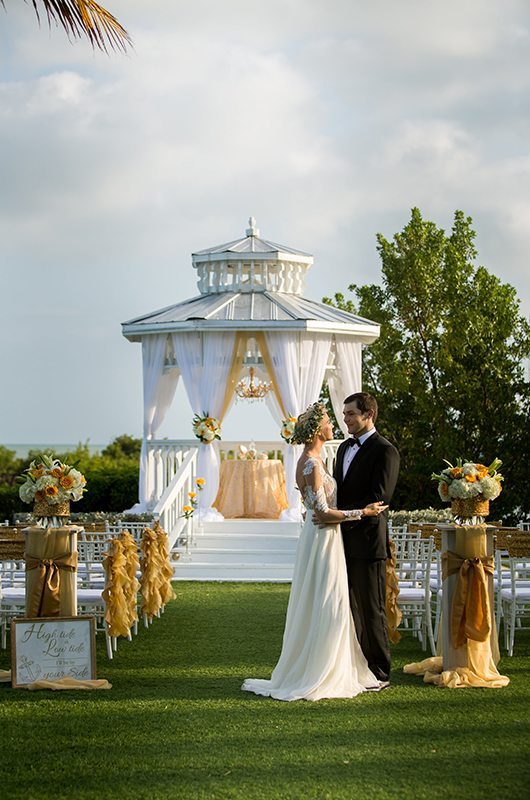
left=137, top=335, right=180, bottom=510
left=173, top=331, right=236, bottom=520
left=327, top=335, right=363, bottom=436
left=265, top=332, right=332, bottom=520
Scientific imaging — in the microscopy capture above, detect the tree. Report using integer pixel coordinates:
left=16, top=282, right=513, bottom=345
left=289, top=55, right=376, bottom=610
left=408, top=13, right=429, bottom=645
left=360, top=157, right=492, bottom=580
left=2, top=1, right=131, bottom=52
left=102, top=434, right=142, bottom=460
left=324, top=208, right=530, bottom=522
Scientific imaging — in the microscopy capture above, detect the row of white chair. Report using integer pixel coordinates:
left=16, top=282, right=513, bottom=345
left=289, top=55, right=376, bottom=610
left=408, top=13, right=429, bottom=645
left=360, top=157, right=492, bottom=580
left=390, top=530, right=530, bottom=656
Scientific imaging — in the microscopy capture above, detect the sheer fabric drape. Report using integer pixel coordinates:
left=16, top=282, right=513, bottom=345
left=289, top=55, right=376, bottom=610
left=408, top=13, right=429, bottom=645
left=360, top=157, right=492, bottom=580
left=265, top=332, right=332, bottom=520
left=327, top=335, right=362, bottom=436
left=173, top=331, right=236, bottom=520
left=137, top=335, right=180, bottom=510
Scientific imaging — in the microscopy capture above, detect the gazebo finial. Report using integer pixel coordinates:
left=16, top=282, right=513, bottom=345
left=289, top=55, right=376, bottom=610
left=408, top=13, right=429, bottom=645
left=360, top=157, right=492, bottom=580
left=246, top=216, right=260, bottom=237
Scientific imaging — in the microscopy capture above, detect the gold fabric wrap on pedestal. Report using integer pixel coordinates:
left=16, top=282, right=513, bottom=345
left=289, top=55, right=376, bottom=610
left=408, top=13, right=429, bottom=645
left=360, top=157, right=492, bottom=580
left=442, top=551, right=494, bottom=648
left=404, top=524, right=509, bottom=689
left=25, top=551, right=78, bottom=618
left=25, top=527, right=79, bottom=617
left=386, top=540, right=402, bottom=644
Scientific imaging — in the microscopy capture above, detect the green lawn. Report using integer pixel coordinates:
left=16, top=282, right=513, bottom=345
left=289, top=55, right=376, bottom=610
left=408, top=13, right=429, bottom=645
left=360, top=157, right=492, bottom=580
left=1, top=582, right=529, bottom=800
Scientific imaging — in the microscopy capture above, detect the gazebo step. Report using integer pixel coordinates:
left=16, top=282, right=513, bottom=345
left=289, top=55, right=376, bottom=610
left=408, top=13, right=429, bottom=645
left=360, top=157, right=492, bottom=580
left=191, top=533, right=299, bottom=550
left=172, top=560, right=294, bottom=582
left=174, top=546, right=297, bottom=565
left=201, top=519, right=300, bottom=536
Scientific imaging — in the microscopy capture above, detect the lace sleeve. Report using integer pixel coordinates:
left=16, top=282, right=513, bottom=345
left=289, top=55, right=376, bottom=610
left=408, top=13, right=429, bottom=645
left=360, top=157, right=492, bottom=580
left=301, top=457, right=363, bottom=519
left=301, top=458, right=330, bottom=513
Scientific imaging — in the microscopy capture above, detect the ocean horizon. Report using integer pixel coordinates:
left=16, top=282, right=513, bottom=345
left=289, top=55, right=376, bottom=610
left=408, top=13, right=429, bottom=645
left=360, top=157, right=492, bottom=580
left=2, top=444, right=107, bottom=458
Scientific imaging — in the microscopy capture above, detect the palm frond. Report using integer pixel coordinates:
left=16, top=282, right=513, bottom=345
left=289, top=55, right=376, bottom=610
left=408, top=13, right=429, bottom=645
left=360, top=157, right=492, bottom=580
left=2, top=1, right=132, bottom=53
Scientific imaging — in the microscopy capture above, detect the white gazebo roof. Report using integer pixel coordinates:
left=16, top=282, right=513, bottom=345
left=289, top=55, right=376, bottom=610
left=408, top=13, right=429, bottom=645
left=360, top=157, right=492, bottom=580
left=122, top=218, right=380, bottom=343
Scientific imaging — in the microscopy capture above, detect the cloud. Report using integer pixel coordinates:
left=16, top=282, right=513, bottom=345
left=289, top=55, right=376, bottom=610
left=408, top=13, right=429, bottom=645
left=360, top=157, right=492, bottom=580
left=0, top=0, right=529, bottom=443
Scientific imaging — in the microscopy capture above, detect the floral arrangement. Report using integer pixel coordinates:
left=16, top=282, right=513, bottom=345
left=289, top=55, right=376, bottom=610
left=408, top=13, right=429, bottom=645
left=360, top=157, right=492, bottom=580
left=431, top=458, right=503, bottom=502
left=192, top=413, right=221, bottom=444
left=181, top=478, right=205, bottom=519
left=18, top=454, right=87, bottom=506
left=280, top=416, right=297, bottom=444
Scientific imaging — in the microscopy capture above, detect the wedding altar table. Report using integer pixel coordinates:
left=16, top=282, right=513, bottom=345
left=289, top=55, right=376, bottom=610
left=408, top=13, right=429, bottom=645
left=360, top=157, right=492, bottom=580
left=213, top=459, right=289, bottom=519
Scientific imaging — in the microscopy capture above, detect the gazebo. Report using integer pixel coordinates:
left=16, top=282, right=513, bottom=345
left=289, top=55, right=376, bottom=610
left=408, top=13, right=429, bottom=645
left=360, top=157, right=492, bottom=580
left=121, top=218, right=380, bottom=524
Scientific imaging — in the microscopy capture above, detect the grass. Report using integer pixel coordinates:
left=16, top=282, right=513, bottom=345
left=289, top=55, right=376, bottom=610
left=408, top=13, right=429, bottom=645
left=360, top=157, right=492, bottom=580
left=1, top=582, right=529, bottom=800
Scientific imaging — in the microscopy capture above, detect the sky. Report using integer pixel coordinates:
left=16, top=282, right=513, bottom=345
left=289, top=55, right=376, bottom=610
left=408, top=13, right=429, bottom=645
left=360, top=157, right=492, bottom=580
left=1, top=0, right=529, bottom=447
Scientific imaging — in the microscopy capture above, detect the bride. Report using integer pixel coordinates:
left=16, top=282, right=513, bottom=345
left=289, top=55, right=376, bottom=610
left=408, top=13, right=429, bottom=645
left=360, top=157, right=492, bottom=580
left=242, top=402, right=388, bottom=701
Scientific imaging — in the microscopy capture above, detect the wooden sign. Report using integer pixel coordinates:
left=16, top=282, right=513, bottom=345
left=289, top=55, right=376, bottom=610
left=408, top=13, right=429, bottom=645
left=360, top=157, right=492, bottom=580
left=11, top=617, right=96, bottom=688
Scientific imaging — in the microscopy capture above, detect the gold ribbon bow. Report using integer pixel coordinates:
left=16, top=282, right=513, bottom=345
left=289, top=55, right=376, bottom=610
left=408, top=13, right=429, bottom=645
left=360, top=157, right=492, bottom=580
left=442, top=551, right=494, bottom=649
left=25, top=552, right=78, bottom=617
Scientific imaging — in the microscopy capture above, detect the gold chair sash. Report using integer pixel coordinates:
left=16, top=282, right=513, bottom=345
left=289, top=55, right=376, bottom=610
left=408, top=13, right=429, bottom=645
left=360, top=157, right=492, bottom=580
left=140, top=528, right=164, bottom=621
left=25, top=552, right=78, bottom=617
left=153, top=522, right=176, bottom=606
left=442, top=551, right=494, bottom=648
left=102, top=540, right=131, bottom=638
left=386, top=541, right=402, bottom=644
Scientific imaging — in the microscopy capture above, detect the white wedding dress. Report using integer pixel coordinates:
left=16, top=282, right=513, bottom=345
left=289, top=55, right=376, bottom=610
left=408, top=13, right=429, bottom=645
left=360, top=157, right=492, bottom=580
left=242, top=456, right=378, bottom=701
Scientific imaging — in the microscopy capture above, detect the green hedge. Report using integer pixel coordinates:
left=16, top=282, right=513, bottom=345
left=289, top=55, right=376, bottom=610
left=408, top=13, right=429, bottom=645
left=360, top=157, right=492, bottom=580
left=0, top=464, right=139, bottom=522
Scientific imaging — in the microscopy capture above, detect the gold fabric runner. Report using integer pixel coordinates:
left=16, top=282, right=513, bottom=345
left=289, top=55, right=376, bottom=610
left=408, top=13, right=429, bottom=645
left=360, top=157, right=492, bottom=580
left=25, top=552, right=78, bottom=618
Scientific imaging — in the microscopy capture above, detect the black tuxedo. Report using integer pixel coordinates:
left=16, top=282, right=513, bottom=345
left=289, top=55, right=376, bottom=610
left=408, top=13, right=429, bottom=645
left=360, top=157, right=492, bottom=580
left=334, top=431, right=400, bottom=680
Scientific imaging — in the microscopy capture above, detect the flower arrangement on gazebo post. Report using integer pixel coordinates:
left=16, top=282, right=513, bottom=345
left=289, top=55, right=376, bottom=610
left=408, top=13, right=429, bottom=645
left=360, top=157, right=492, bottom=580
left=192, top=413, right=221, bottom=444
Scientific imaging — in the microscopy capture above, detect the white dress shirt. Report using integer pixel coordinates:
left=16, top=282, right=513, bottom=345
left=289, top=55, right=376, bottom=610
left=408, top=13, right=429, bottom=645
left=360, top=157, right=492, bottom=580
left=342, top=427, right=377, bottom=479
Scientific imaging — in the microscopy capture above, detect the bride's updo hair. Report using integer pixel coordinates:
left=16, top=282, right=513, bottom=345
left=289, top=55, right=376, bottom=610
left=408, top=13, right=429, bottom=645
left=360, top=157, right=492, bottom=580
left=291, top=402, right=327, bottom=445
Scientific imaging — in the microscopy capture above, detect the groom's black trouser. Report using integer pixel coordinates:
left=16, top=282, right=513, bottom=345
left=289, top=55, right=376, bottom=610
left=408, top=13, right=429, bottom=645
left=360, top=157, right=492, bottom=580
left=346, top=557, right=391, bottom=682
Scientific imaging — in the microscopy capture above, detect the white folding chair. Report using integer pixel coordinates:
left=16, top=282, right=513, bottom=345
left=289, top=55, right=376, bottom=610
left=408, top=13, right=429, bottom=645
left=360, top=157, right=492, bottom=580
left=0, top=560, right=26, bottom=648
left=395, top=536, right=436, bottom=654
left=500, top=537, right=530, bottom=656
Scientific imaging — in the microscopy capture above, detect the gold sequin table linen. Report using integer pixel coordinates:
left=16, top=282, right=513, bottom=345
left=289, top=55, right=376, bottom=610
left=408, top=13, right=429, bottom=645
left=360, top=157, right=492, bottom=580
left=213, top=460, right=289, bottom=519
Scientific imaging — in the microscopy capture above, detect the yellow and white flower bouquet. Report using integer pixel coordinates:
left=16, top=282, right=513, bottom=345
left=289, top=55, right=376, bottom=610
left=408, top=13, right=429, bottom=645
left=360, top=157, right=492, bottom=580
left=431, top=458, right=503, bottom=520
left=280, top=415, right=297, bottom=444
left=192, top=413, right=221, bottom=444
left=18, top=454, right=87, bottom=510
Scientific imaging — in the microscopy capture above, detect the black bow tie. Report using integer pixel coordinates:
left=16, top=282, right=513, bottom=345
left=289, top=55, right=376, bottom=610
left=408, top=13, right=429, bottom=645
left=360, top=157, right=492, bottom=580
left=346, top=437, right=361, bottom=448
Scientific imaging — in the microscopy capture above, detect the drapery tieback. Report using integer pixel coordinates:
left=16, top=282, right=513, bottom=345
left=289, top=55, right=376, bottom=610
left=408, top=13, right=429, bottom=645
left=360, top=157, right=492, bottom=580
left=25, top=552, right=78, bottom=617
left=442, top=551, right=494, bottom=648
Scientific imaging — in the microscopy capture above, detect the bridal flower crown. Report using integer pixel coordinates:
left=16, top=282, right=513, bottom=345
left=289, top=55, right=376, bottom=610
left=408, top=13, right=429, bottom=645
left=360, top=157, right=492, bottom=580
left=291, top=402, right=327, bottom=445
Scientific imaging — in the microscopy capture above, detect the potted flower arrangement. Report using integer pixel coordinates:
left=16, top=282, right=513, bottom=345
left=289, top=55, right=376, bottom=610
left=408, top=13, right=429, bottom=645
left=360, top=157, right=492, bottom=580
left=431, top=458, right=503, bottom=521
left=192, top=413, right=221, bottom=444
left=18, top=454, right=87, bottom=523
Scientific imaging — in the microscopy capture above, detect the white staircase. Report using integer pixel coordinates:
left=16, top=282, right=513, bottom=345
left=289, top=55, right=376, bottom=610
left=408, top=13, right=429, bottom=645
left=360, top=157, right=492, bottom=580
left=172, top=519, right=301, bottom=581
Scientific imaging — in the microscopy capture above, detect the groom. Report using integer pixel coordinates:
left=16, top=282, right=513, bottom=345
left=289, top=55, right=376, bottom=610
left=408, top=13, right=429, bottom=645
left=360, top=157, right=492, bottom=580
left=334, top=392, right=400, bottom=686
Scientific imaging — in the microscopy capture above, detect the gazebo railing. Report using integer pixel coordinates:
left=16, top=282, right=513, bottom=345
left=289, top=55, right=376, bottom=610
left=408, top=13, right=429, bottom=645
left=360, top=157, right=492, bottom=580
left=152, top=449, right=198, bottom=550
left=147, top=439, right=343, bottom=505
